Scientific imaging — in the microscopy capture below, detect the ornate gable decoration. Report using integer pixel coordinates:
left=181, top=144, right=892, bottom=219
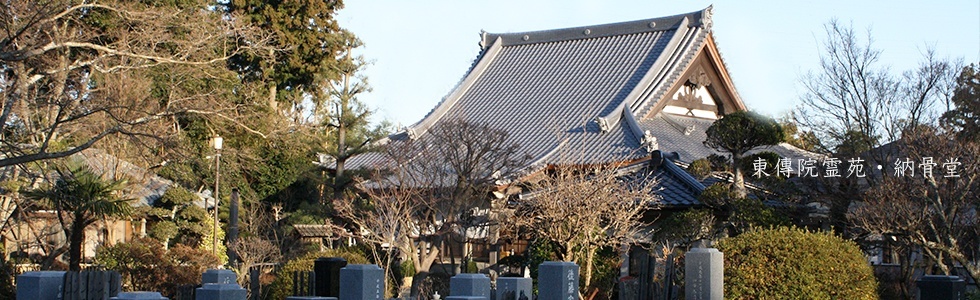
left=643, top=33, right=747, bottom=122
left=667, top=65, right=718, bottom=118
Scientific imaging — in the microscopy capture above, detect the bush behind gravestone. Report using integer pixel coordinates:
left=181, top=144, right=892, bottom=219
left=265, top=248, right=369, bottom=300
left=95, top=237, right=219, bottom=298
left=716, top=227, right=878, bottom=300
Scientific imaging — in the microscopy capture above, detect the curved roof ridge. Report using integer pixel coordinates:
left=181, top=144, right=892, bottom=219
left=595, top=16, right=691, bottom=133
left=402, top=37, right=505, bottom=136
left=483, top=8, right=709, bottom=47
left=630, top=22, right=710, bottom=117
left=662, top=156, right=707, bottom=192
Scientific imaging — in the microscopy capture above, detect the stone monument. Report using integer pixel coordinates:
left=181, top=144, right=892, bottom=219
left=537, top=261, right=579, bottom=300
left=684, top=247, right=723, bottom=300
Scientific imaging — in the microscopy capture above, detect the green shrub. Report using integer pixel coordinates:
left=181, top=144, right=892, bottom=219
left=688, top=159, right=712, bottom=179
left=266, top=248, right=369, bottom=300
left=716, top=227, right=877, bottom=300
left=654, top=209, right=715, bottom=247
left=0, top=245, right=14, bottom=300
left=586, top=247, right=621, bottom=300
left=465, top=259, right=479, bottom=273
left=706, top=154, right=730, bottom=172
left=698, top=183, right=737, bottom=208
left=400, top=259, right=416, bottom=277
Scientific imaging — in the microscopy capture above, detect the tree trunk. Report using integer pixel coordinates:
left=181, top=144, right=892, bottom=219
left=68, top=218, right=87, bottom=271
left=268, top=82, right=278, bottom=112
left=731, top=155, right=746, bottom=198
left=408, top=243, right=439, bottom=297
left=409, top=271, right=429, bottom=297
left=583, top=247, right=595, bottom=290
left=333, top=118, right=347, bottom=200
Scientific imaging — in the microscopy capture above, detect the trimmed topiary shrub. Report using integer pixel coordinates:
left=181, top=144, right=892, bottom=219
left=266, top=248, right=369, bottom=300
left=688, top=158, right=713, bottom=180
left=716, top=227, right=877, bottom=300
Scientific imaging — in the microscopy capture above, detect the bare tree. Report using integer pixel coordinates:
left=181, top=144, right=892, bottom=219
left=849, top=128, right=980, bottom=289
left=797, top=19, right=960, bottom=161
left=795, top=19, right=962, bottom=236
left=345, top=119, right=528, bottom=298
left=506, top=162, right=652, bottom=291
left=337, top=170, right=423, bottom=298
left=0, top=0, right=270, bottom=168
left=229, top=236, right=281, bottom=292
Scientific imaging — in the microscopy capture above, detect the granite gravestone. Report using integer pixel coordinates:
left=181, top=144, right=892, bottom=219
left=494, top=277, right=531, bottom=300
left=917, top=275, right=966, bottom=300
left=314, top=257, right=347, bottom=297
left=537, top=261, right=579, bottom=300
left=16, top=271, right=65, bottom=300
left=449, top=273, right=491, bottom=298
left=339, top=264, right=384, bottom=300
left=684, top=247, right=723, bottom=300
left=196, top=283, right=247, bottom=300
left=202, top=269, right=237, bottom=284
left=285, top=297, right=338, bottom=300
left=197, top=269, right=247, bottom=300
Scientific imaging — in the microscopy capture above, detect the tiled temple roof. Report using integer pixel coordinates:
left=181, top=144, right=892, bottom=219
left=346, top=8, right=716, bottom=172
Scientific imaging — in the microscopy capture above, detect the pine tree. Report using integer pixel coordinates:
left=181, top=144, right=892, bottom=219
left=941, top=64, right=980, bottom=141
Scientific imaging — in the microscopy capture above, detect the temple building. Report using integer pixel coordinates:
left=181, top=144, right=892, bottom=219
left=337, top=6, right=815, bottom=277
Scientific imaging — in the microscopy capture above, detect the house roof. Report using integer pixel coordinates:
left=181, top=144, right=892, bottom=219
left=346, top=7, right=725, bottom=172
left=72, top=148, right=172, bottom=207
left=640, top=113, right=825, bottom=163
left=518, top=151, right=708, bottom=207
left=621, top=155, right=708, bottom=207
left=293, top=224, right=345, bottom=238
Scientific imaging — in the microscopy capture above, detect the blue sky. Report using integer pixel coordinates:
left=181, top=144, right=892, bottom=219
left=337, top=1, right=980, bottom=127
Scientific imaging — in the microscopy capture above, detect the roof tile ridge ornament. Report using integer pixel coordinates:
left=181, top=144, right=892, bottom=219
left=641, top=130, right=659, bottom=153
left=622, top=106, right=652, bottom=151
left=701, top=5, right=714, bottom=29
left=479, top=30, right=488, bottom=49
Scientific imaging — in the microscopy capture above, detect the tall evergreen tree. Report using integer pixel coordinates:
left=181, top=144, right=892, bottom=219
left=320, top=33, right=389, bottom=200
left=225, top=0, right=348, bottom=112
left=941, top=64, right=980, bottom=141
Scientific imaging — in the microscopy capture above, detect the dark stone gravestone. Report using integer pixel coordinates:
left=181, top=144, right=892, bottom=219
left=339, top=264, right=384, bottom=300
left=449, top=273, right=490, bottom=298
left=494, top=277, right=531, bottom=300
left=202, top=269, right=237, bottom=284
left=537, top=261, right=579, bottom=300
left=197, top=269, right=247, bottom=300
left=917, top=275, right=966, bottom=300
left=315, top=257, right=347, bottom=297
left=196, top=284, right=247, bottom=300
left=684, top=247, right=723, bottom=300
left=16, top=271, right=65, bottom=300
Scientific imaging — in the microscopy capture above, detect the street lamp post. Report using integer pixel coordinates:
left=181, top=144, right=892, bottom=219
left=212, top=135, right=223, bottom=257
